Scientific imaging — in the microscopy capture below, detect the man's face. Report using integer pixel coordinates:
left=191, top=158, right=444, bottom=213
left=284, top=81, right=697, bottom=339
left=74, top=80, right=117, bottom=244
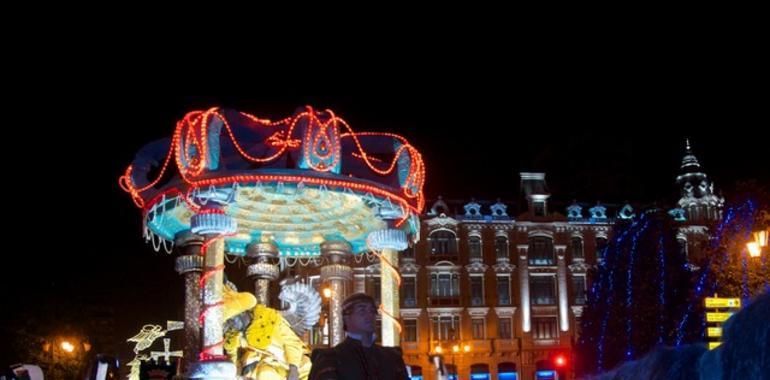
left=344, top=301, right=378, bottom=334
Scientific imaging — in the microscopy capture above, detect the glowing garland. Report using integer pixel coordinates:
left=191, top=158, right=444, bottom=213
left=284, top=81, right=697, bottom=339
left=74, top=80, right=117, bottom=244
left=656, top=235, right=666, bottom=343
left=625, top=218, right=650, bottom=359
left=120, top=106, right=425, bottom=213
left=596, top=217, right=641, bottom=371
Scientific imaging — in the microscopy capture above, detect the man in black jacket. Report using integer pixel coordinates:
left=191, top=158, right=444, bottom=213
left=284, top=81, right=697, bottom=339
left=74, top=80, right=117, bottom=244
left=309, top=293, right=410, bottom=380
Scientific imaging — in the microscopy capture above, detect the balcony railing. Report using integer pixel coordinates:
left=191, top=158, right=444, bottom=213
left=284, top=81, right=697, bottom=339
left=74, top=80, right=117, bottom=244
left=429, top=296, right=461, bottom=306
left=494, top=339, right=517, bottom=352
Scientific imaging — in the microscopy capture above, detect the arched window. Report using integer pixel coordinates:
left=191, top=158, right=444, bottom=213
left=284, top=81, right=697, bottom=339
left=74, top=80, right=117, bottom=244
left=470, top=364, right=490, bottom=379
left=495, top=235, right=509, bottom=260
left=468, top=235, right=482, bottom=260
left=677, top=238, right=688, bottom=261
left=571, top=236, right=584, bottom=260
left=529, top=236, right=554, bottom=265
left=430, top=230, right=457, bottom=255
left=596, top=236, right=608, bottom=261
left=498, top=362, right=517, bottom=380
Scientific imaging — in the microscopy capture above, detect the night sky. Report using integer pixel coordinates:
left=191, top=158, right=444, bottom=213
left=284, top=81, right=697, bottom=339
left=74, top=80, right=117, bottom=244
left=4, top=84, right=768, bottom=367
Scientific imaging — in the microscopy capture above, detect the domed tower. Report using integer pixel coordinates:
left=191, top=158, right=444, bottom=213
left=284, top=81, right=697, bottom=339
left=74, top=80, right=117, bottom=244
left=676, top=139, right=724, bottom=224
left=675, top=139, right=725, bottom=266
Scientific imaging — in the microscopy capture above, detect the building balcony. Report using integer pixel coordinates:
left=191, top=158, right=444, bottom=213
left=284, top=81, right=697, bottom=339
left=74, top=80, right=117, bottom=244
left=429, top=296, right=461, bottom=306
left=533, top=338, right=560, bottom=346
left=494, top=339, right=518, bottom=353
left=429, top=254, right=460, bottom=262
left=469, top=339, right=492, bottom=353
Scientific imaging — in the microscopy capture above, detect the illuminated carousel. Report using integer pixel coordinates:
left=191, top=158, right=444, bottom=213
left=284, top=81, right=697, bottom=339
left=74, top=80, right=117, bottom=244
left=120, top=106, right=425, bottom=379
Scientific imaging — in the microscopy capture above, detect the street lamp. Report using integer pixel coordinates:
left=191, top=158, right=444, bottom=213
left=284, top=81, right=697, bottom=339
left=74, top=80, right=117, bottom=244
left=60, top=341, right=75, bottom=353
left=747, top=229, right=768, bottom=258
left=448, top=341, right=471, bottom=379
left=320, top=287, right=334, bottom=347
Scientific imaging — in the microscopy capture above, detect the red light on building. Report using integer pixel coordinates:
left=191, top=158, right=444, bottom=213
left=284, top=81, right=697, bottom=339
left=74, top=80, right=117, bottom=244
left=553, top=354, right=567, bottom=367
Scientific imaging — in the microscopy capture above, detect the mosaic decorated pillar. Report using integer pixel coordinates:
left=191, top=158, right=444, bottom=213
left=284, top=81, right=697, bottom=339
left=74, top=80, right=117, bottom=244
left=188, top=204, right=237, bottom=380
left=368, top=228, right=408, bottom=347
left=246, top=242, right=280, bottom=306
left=173, top=230, right=204, bottom=374
left=320, top=240, right=352, bottom=347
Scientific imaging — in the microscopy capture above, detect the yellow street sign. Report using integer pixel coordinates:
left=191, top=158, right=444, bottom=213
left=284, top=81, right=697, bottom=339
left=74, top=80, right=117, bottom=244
left=706, top=312, right=734, bottom=322
left=705, top=297, right=741, bottom=309
left=707, top=327, right=723, bottom=337
left=709, top=342, right=722, bottom=350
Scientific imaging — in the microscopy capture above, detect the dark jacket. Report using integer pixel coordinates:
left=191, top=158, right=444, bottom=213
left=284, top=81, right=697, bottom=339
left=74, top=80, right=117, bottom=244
left=309, top=337, right=410, bottom=380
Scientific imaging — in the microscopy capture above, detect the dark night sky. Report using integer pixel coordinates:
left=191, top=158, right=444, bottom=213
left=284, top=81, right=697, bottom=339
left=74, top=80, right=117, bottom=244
left=5, top=71, right=768, bottom=366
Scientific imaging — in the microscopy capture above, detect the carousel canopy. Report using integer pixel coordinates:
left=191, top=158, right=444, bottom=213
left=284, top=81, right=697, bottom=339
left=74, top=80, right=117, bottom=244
left=120, top=106, right=425, bottom=256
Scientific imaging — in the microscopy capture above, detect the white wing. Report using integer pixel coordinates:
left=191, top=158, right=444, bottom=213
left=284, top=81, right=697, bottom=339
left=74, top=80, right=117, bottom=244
left=279, top=283, right=322, bottom=336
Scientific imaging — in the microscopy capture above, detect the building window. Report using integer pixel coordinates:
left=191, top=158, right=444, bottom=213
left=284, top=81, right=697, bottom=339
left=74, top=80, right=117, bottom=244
left=430, top=273, right=460, bottom=298
left=471, top=364, right=490, bottom=380
left=403, top=319, right=418, bottom=342
left=529, top=237, right=554, bottom=266
left=530, top=275, right=556, bottom=305
left=402, top=277, right=417, bottom=307
left=430, top=230, right=458, bottom=255
left=677, top=238, right=688, bottom=261
left=532, top=317, right=558, bottom=340
left=498, top=317, right=512, bottom=339
left=470, top=275, right=484, bottom=306
left=571, top=236, right=584, bottom=260
left=472, top=318, right=485, bottom=339
left=432, top=316, right=460, bottom=341
left=534, top=201, right=546, bottom=216
left=596, top=236, right=608, bottom=260
left=468, top=236, right=482, bottom=260
left=495, top=236, right=509, bottom=260
left=572, top=275, right=586, bottom=305
left=497, top=275, right=511, bottom=306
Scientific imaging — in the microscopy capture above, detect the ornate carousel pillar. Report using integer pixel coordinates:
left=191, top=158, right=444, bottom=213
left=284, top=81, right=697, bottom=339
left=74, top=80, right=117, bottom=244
left=246, top=242, right=280, bottom=306
left=367, top=228, right=408, bottom=347
left=188, top=204, right=237, bottom=380
left=320, top=240, right=352, bottom=347
left=173, top=230, right=204, bottom=374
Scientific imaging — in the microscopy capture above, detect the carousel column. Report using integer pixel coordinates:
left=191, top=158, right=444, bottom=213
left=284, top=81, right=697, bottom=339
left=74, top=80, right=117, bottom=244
left=367, top=228, right=408, bottom=347
left=246, top=242, right=280, bottom=306
left=188, top=205, right=237, bottom=380
left=320, top=240, right=352, bottom=347
left=174, top=231, right=204, bottom=375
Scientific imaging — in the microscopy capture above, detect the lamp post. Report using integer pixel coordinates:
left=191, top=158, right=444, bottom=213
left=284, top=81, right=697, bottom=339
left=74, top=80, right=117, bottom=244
left=433, top=341, right=470, bottom=380
left=746, top=229, right=768, bottom=258
left=322, top=287, right=333, bottom=347
left=747, top=228, right=769, bottom=294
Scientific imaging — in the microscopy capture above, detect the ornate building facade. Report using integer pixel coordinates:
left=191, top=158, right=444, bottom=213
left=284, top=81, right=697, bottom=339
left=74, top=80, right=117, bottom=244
left=290, top=141, right=721, bottom=380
